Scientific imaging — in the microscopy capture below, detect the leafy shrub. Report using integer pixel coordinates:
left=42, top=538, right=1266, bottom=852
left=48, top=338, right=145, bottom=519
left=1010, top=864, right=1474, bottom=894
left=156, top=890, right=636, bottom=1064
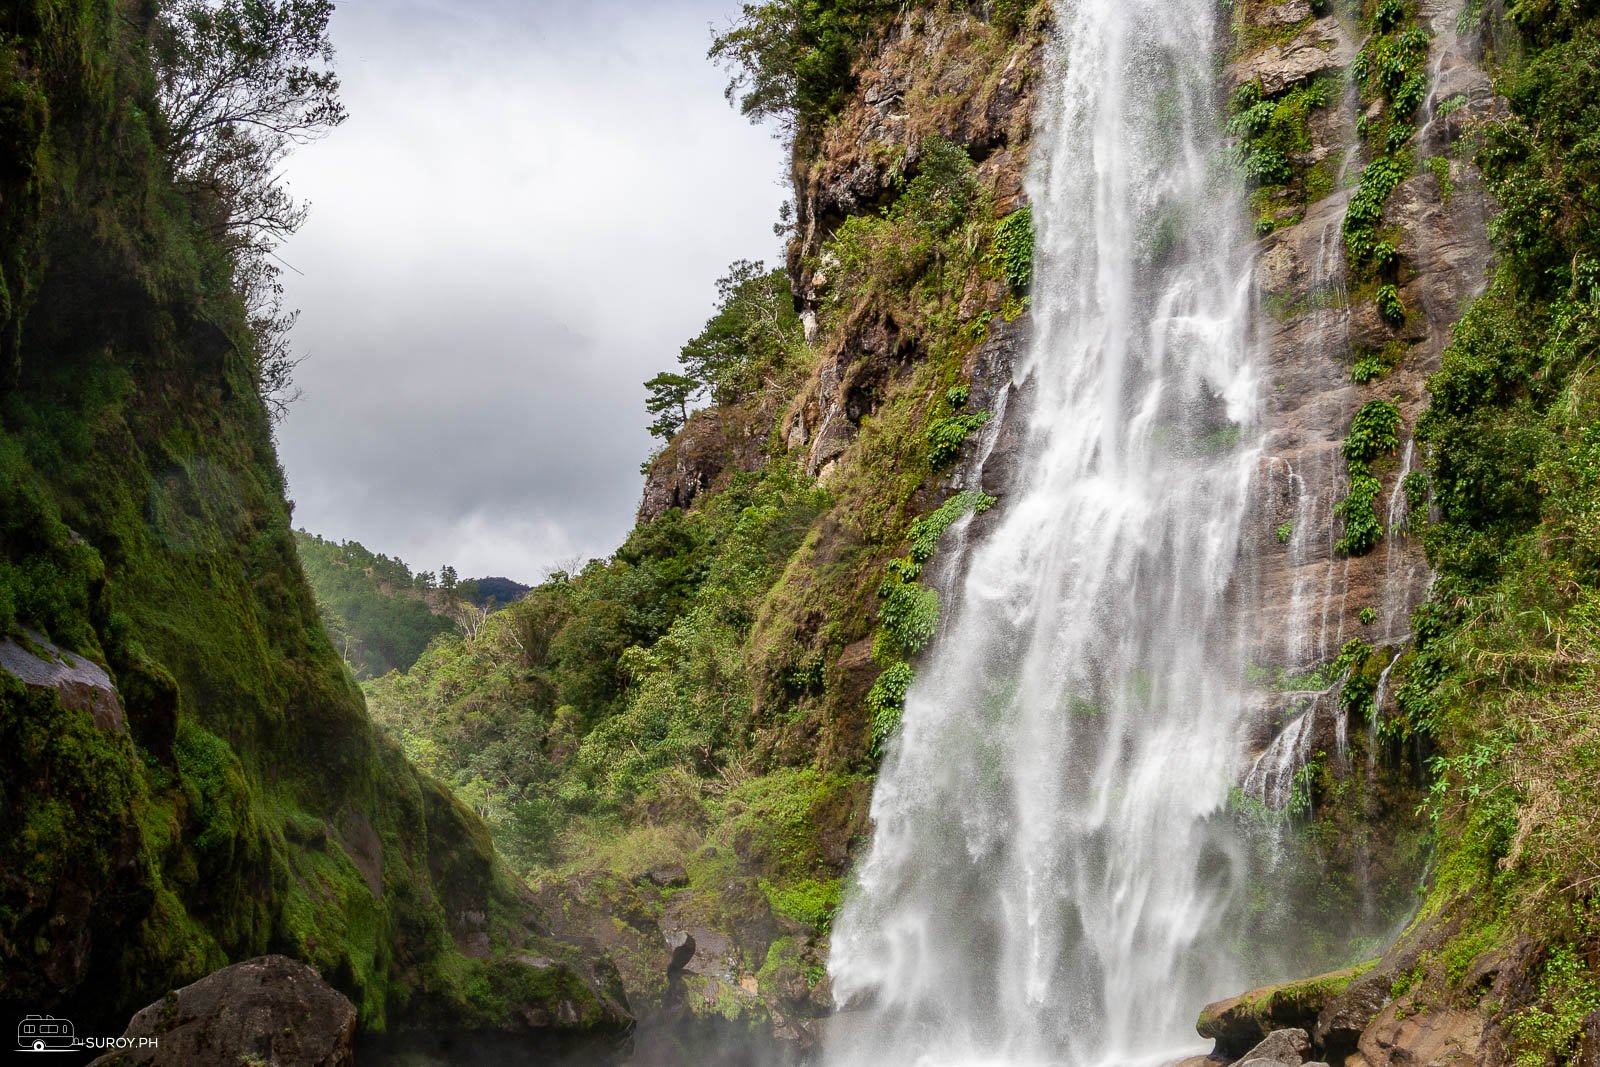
left=905, top=490, right=995, bottom=572
left=1352, top=353, right=1391, bottom=383
left=1508, top=945, right=1600, bottom=1067
left=866, top=661, right=914, bottom=753
left=1373, top=0, right=1406, bottom=33
left=1385, top=120, right=1417, bottom=152
left=1229, top=78, right=1330, bottom=190
left=1376, top=284, right=1406, bottom=324
left=877, top=581, right=940, bottom=657
left=1345, top=156, right=1409, bottom=261
left=990, top=206, right=1034, bottom=291
left=926, top=411, right=990, bottom=469
left=1392, top=74, right=1428, bottom=117
left=925, top=384, right=992, bottom=470
left=1336, top=467, right=1385, bottom=556
left=1344, top=399, right=1403, bottom=464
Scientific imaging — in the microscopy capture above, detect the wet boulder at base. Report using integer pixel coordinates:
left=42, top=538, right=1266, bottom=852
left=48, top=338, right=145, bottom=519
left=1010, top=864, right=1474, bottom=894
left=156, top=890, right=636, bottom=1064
left=1235, top=1027, right=1312, bottom=1067
left=87, top=955, right=355, bottom=1067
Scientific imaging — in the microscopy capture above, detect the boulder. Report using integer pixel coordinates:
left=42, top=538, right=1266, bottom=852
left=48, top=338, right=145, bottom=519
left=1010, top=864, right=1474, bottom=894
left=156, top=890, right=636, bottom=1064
left=1228, top=18, right=1357, bottom=95
left=1315, top=968, right=1393, bottom=1060
left=1357, top=1003, right=1483, bottom=1067
left=1260, top=0, right=1314, bottom=27
left=1, top=632, right=124, bottom=733
left=636, top=864, right=690, bottom=889
left=89, top=955, right=355, bottom=1067
left=1199, top=967, right=1369, bottom=1059
left=1237, top=1027, right=1312, bottom=1066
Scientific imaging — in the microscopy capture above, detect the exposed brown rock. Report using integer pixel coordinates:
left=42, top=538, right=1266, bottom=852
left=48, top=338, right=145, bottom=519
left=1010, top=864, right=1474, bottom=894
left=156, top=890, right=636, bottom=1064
left=1240, top=6, right=1496, bottom=683
left=1315, top=968, right=1395, bottom=1061
left=1238, top=1027, right=1313, bottom=1065
left=1227, top=18, right=1358, bottom=95
left=1357, top=1004, right=1483, bottom=1067
left=1260, top=1, right=1314, bottom=28
left=1579, top=1009, right=1600, bottom=1067
left=796, top=307, right=917, bottom=479
left=637, top=407, right=765, bottom=524
left=791, top=10, right=1046, bottom=280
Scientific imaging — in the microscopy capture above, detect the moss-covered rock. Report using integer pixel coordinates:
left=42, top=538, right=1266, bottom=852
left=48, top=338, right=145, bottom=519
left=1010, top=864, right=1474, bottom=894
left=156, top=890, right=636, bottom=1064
left=1198, top=963, right=1375, bottom=1058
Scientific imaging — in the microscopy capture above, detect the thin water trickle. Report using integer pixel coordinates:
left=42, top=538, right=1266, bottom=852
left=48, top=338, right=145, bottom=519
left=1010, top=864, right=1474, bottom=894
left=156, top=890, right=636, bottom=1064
left=823, top=1, right=1260, bottom=1064
left=1368, top=648, right=1405, bottom=775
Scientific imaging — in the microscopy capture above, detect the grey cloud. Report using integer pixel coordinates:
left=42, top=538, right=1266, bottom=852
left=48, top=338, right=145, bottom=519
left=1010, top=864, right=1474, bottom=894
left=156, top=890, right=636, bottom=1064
left=276, top=0, right=783, bottom=580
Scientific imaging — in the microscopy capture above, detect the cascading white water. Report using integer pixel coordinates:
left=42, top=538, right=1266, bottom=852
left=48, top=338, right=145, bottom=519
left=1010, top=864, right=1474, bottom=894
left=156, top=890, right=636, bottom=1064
left=823, top=2, right=1261, bottom=1065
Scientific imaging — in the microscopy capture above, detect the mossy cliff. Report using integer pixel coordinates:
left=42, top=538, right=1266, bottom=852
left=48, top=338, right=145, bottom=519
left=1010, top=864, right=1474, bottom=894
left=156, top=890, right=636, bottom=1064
left=0, top=0, right=627, bottom=1047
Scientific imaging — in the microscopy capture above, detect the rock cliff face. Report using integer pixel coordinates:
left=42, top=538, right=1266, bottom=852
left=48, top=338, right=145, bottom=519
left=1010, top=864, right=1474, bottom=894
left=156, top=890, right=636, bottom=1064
left=783, top=10, right=1040, bottom=483
left=1240, top=0, right=1497, bottom=674
left=1218, top=1, right=1498, bottom=955
left=627, top=3, right=1052, bottom=1036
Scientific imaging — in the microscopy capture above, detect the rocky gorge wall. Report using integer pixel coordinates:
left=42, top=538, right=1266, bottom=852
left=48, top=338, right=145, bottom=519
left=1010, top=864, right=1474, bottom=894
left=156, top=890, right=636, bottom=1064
left=1243, top=0, right=1497, bottom=668
left=1221, top=0, right=1502, bottom=964
left=611, top=1, right=1056, bottom=1039
left=632, top=0, right=1503, bottom=1046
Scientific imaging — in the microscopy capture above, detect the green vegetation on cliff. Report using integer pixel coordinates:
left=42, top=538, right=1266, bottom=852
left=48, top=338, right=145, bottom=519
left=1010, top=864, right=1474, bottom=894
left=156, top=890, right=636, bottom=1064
left=1365, top=3, right=1600, bottom=1058
left=0, top=0, right=624, bottom=1042
left=352, top=1, right=1051, bottom=1025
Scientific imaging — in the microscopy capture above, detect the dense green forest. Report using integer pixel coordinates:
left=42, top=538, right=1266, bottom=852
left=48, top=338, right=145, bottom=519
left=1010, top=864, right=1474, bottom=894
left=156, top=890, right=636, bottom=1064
left=292, top=530, right=529, bottom=679
left=292, top=532, right=458, bottom=678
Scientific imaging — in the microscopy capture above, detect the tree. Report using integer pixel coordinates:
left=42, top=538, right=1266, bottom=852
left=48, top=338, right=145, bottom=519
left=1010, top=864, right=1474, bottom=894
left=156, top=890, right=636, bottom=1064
left=154, top=0, right=346, bottom=215
left=644, top=372, right=700, bottom=441
left=710, top=0, right=899, bottom=132
left=440, top=565, right=458, bottom=593
left=679, top=260, right=801, bottom=405
left=151, top=0, right=347, bottom=421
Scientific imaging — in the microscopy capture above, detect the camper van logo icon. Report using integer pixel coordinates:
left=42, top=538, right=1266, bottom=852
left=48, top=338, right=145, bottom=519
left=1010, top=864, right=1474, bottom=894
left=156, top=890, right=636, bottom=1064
left=16, top=1015, right=77, bottom=1052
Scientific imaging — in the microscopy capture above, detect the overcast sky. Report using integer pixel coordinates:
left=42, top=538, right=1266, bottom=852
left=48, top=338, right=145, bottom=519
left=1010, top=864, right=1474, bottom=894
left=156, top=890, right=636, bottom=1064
left=275, top=0, right=785, bottom=582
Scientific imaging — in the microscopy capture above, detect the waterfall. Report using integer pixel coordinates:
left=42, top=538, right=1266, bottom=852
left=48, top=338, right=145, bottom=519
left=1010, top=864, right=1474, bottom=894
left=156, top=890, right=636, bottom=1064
left=824, top=1, right=1262, bottom=1064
